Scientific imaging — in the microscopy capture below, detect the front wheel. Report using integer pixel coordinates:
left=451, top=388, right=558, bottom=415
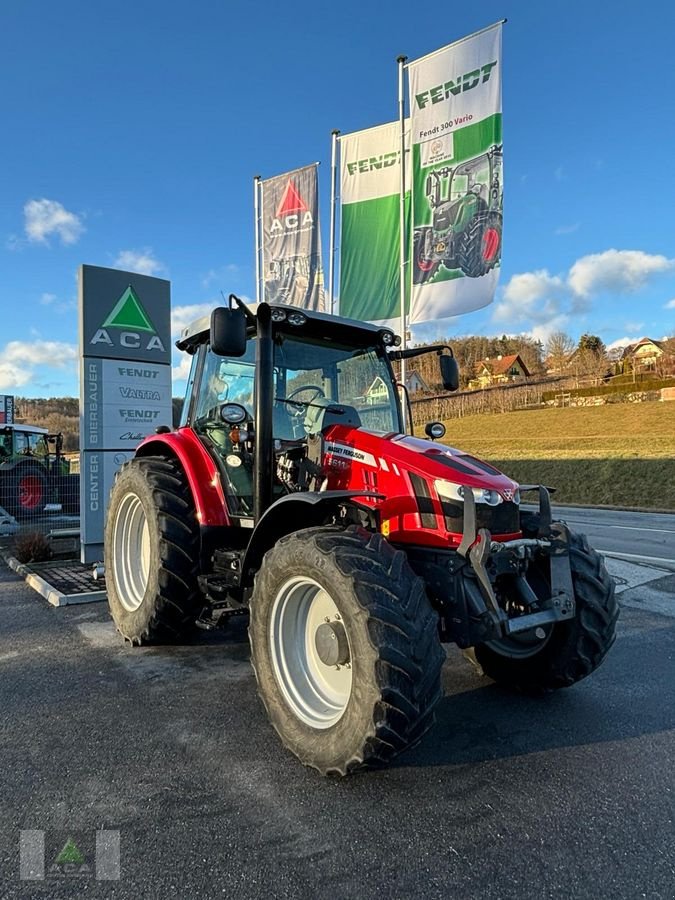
left=105, top=456, right=201, bottom=644
left=474, top=529, right=619, bottom=691
left=249, top=526, right=445, bottom=775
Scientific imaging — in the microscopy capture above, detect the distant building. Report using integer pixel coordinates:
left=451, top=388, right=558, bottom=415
left=620, top=337, right=669, bottom=373
left=468, top=353, right=531, bottom=390
left=405, top=370, right=429, bottom=395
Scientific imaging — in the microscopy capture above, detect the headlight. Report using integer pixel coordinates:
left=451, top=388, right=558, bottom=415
left=379, top=329, right=395, bottom=346
left=270, top=308, right=287, bottom=322
left=287, top=311, right=307, bottom=326
left=435, top=479, right=503, bottom=506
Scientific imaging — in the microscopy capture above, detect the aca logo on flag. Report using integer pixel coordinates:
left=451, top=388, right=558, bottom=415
left=270, top=179, right=314, bottom=234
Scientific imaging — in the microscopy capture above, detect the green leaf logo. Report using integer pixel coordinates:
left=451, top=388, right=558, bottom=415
left=102, top=285, right=156, bottom=333
left=55, top=837, right=85, bottom=865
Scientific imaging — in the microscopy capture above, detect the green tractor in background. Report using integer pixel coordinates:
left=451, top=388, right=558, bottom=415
left=0, top=425, right=79, bottom=518
left=413, top=144, right=503, bottom=284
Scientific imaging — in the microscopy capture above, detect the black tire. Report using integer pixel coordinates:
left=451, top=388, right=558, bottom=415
left=104, top=456, right=201, bottom=644
left=412, top=227, right=439, bottom=284
left=2, top=466, right=47, bottom=517
left=458, top=211, right=502, bottom=278
left=248, top=526, right=445, bottom=776
left=474, top=529, right=619, bottom=691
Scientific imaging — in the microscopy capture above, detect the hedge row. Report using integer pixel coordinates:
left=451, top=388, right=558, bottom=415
left=541, top=378, right=674, bottom=402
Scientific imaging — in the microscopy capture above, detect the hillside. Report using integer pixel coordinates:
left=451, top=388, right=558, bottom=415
left=437, top=403, right=675, bottom=509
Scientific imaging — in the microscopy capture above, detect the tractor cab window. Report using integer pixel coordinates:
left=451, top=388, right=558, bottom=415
left=274, top=336, right=401, bottom=435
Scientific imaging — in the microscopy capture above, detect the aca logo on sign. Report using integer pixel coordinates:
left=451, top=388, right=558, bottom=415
left=90, top=285, right=166, bottom=353
left=270, top=180, right=313, bottom=234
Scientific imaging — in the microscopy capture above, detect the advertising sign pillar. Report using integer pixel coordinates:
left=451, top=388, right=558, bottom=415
left=78, top=265, right=172, bottom=564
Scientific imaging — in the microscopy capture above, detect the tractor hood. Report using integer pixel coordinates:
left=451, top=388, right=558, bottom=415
left=323, top=425, right=518, bottom=498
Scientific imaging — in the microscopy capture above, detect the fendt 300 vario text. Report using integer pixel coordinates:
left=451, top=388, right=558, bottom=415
left=105, top=298, right=618, bottom=775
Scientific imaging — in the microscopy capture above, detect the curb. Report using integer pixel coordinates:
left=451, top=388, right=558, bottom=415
left=5, top=555, right=106, bottom=607
left=601, top=551, right=675, bottom=574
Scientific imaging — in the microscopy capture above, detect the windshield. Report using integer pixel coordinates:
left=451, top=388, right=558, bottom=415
left=274, top=334, right=402, bottom=435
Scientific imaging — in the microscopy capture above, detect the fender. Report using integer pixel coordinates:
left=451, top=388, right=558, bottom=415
left=135, top=428, right=230, bottom=526
left=241, top=490, right=383, bottom=586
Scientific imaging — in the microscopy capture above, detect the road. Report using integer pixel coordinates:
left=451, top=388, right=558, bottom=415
left=1, top=564, right=674, bottom=899
left=524, top=504, right=675, bottom=564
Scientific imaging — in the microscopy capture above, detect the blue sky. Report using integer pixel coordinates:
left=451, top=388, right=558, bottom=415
left=2, top=0, right=674, bottom=398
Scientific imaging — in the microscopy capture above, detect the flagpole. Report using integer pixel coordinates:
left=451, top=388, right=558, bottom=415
left=397, top=54, right=408, bottom=429
left=254, top=175, right=261, bottom=304
left=329, top=129, right=340, bottom=316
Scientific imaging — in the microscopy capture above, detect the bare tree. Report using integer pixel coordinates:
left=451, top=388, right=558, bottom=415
left=546, top=331, right=575, bottom=374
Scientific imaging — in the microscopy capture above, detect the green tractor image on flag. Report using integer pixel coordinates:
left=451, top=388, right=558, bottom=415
left=412, top=144, right=503, bottom=284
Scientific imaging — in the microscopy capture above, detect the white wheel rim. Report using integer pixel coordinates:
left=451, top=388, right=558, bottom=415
left=113, top=491, right=151, bottom=612
left=269, top=576, right=352, bottom=729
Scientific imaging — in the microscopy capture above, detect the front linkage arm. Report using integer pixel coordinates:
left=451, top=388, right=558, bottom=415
left=458, top=485, right=575, bottom=640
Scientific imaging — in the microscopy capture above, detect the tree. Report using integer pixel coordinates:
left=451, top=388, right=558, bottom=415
left=578, top=333, right=606, bottom=356
left=546, top=331, right=575, bottom=373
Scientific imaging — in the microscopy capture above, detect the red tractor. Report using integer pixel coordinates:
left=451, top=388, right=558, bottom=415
left=105, top=299, right=618, bottom=776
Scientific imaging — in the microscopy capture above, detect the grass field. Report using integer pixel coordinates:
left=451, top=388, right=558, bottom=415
left=434, top=402, right=675, bottom=509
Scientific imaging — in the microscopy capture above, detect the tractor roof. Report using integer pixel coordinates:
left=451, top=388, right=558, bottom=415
left=177, top=301, right=396, bottom=352
left=0, top=424, right=48, bottom=435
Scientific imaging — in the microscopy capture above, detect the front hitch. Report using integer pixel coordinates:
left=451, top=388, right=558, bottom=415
left=458, top=486, right=575, bottom=641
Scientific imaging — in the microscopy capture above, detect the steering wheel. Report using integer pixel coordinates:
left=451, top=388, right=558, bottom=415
left=284, top=384, right=326, bottom=415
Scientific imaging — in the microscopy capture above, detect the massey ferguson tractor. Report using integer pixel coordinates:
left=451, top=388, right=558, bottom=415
left=413, top=145, right=503, bottom=284
left=105, top=298, right=618, bottom=776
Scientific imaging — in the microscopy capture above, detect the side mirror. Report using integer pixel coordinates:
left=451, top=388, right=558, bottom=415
left=439, top=353, right=459, bottom=392
left=211, top=306, right=247, bottom=358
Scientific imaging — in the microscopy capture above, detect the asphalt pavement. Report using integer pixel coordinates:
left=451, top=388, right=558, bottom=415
left=0, top=560, right=674, bottom=899
left=526, top=504, right=675, bottom=564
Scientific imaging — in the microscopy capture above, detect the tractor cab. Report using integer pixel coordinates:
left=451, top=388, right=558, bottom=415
left=176, top=300, right=456, bottom=524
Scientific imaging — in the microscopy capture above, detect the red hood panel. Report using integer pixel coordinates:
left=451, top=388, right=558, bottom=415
left=323, top=426, right=517, bottom=492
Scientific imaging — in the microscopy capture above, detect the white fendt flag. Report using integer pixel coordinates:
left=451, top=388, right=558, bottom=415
left=339, top=121, right=410, bottom=326
left=408, top=22, right=503, bottom=324
left=260, top=164, right=326, bottom=312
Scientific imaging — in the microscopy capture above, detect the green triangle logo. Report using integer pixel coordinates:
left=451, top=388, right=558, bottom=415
left=56, top=838, right=85, bottom=865
left=102, top=285, right=156, bottom=333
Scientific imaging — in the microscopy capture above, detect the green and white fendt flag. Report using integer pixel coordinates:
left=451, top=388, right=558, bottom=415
left=261, top=163, right=326, bottom=312
left=339, top=121, right=410, bottom=326
left=408, top=23, right=503, bottom=324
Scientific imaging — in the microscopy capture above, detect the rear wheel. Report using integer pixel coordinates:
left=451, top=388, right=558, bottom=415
left=249, top=526, right=445, bottom=775
left=458, top=211, right=502, bottom=278
left=412, top=227, right=439, bottom=284
left=474, top=530, right=618, bottom=691
left=2, top=466, right=47, bottom=517
left=105, top=456, right=201, bottom=644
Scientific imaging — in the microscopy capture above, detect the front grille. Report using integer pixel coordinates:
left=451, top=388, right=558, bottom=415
left=441, top=499, right=519, bottom=535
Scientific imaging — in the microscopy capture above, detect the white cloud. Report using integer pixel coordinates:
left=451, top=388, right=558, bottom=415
left=24, top=198, right=84, bottom=245
left=114, top=248, right=164, bottom=276
left=624, top=321, right=644, bottom=333
left=172, top=355, right=193, bottom=383
left=0, top=340, right=78, bottom=392
left=606, top=336, right=634, bottom=352
left=2, top=340, right=78, bottom=367
left=527, top=317, right=572, bottom=345
left=171, top=303, right=216, bottom=337
left=0, top=362, right=32, bottom=390
left=568, top=249, right=674, bottom=298
left=40, top=292, right=57, bottom=305
left=493, top=270, right=566, bottom=325
left=664, top=298, right=675, bottom=310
